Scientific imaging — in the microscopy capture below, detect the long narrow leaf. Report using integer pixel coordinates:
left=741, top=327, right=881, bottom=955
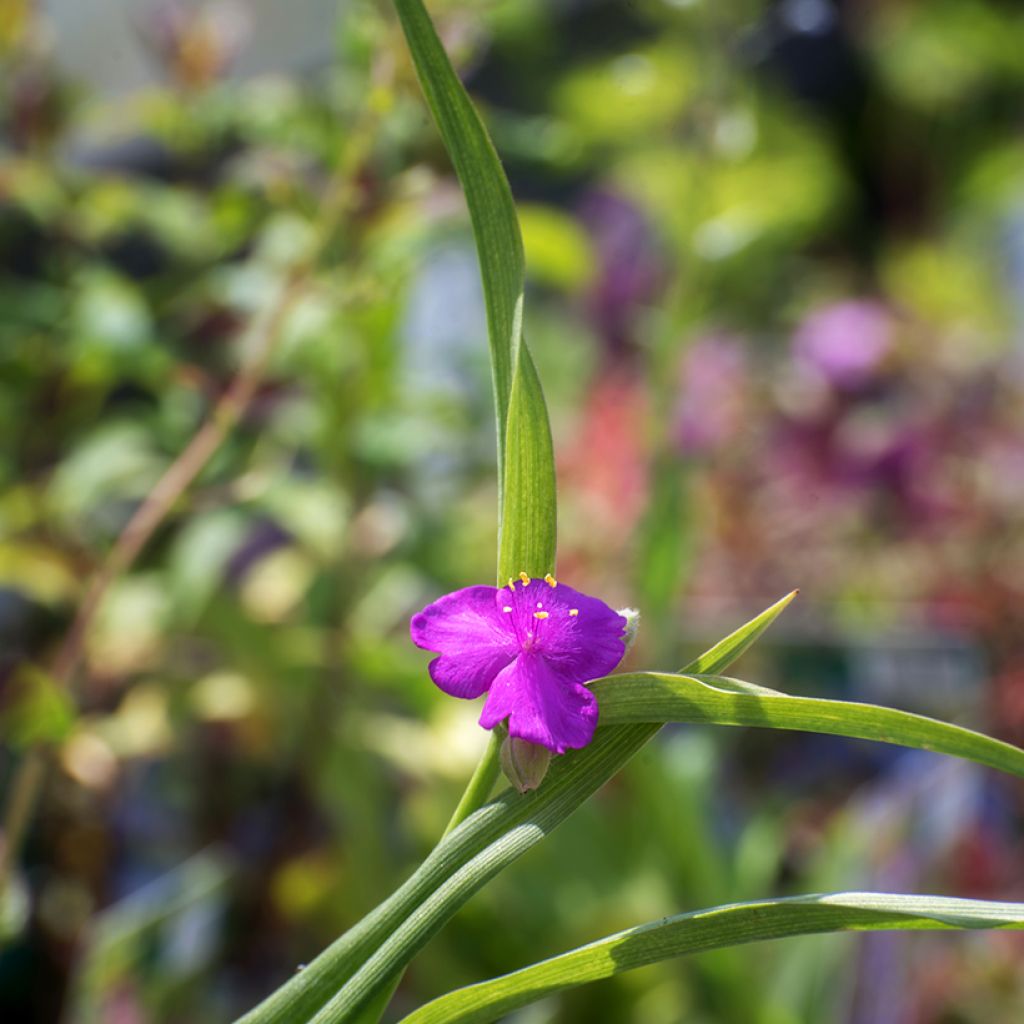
left=592, top=672, right=1024, bottom=779
left=393, top=0, right=522, bottom=438
left=393, top=0, right=556, bottom=581
left=397, top=892, right=1024, bottom=1024
left=498, top=351, right=557, bottom=579
left=231, top=596, right=795, bottom=1024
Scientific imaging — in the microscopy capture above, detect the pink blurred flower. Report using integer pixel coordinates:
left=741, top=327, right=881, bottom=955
left=792, top=299, right=893, bottom=390
left=673, top=336, right=748, bottom=456
left=560, top=369, right=649, bottom=540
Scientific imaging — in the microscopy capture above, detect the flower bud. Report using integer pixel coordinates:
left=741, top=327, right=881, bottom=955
left=618, top=607, right=640, bottom=653
left=500, top=736, right=551, bottom=794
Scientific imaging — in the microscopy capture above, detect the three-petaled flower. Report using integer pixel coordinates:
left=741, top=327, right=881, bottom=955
left=410, top=573, right=627, bottom=754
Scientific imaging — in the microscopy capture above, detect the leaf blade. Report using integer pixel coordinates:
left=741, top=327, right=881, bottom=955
left=497, top=348, right=557, bottom=580
left=677, top=590, right=798, bottom=674
left=591, top=672, right=1024, bottom=779
left=397, top=892, right=1024, bottom=1024
left=393, top=0, right=523, bottom=439
left=393, top=0, right=558, bottom=583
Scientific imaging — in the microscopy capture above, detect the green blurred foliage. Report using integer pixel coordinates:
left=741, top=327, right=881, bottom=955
left=1, top=0, right=1023, bottom=1022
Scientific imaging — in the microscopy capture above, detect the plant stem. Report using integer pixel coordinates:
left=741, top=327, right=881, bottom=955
left=0, top=748, right=46, bottom=891
left=443, top=729, right=503, bottom=837
left=353, top=732, right=504, bottom=1024
left=349, top=975, right=402, bottom=1024
left=51, top=273, right=307, bottom=690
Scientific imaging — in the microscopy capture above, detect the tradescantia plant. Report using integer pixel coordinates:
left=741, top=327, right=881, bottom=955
left=234, top=2, right=1024, bottom=1023
left=411, top=575, right=629, bottom=762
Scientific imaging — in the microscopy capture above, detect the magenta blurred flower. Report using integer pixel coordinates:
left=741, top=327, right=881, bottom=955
left=793, top=300, right=892, bottom=389
left=410, top=575, right=627, bottom=753
left=673, top=336, right=748, bottom=456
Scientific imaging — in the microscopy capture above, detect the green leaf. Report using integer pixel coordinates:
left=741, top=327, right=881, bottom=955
left=517, top=203, right=596, bottom=292
left=393, top=0, right=556, bottom=583
left=393, top=0, right=522, bottom=429
left=233, top=595, right=795, bottom=1024
left=497, top=351, right=557, bottom=581
left=2, top=666, right=76, bottom=748
left=592, top=672, right=1024, bottom=779
left=397, top=892, right=1024, bottom=1024
left=678, top=591, right=798, bottom=674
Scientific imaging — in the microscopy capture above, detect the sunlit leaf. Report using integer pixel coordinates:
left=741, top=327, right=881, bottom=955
left=398, top=893, right=1024, bottom=1024
left=392, top=0, right=556, bottom=583
left=1, top=665, right=75, bottom=748
left=518, top=203, right=596, bottom=291
left=497, top=352, right=557, bottom=580
left=592, top=672, right=1024, bottom=779
left=555, top=45, right=696, bottom=145
left=392, top=0, right=520, bottom=453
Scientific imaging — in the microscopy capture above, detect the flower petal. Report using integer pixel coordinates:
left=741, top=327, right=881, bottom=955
left=506, top=579, right=626, bottom=682
left=479, top=654, right=599, bottom=754
left=410, top=586, right=517, bottom=699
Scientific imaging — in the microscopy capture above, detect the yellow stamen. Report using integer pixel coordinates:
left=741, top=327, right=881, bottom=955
left=507, top=578, right=516, bottom=592
left=569, top=609, right=579, bottom=617
left=544, top=573, right=557, bottom=588
left=533, top=611, right=549, bottom=619
left=519, top=571, right=530, bottom=586
left=502, top=606, right=512, bottom=613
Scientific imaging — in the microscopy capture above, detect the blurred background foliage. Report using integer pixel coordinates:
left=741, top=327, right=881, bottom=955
left=1, top=0, right=1023, bottom=1021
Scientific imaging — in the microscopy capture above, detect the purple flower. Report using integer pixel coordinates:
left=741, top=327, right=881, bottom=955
left=410, top=575, right=627, bottom=754
left=579, top=190, right=664, bottom=356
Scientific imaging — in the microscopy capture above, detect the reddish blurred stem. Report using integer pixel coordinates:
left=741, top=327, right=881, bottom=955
left=0, top=271, right=304, bottom=893
left=49, top=273, right=304, bottom=689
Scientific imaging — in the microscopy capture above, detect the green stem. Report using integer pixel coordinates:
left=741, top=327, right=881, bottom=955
left=0, top=748, right=46, bottom=891
left=348, top=976, right=401, bottom=1024
left=352, top=732, right=505, bottom=1024
left=444, top=730, right=503, bottom=838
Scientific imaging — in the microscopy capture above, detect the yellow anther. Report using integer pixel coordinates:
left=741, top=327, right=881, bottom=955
left=519, top=571, right=530, bottom=586
left=569, top=609, right=579, bottom=617
left=544, top=573, right=557, bottom=588
left=533, top=611, right=549, bottom=619
left=507, top=578, right=516, bottom=592
left=502, top=606, right=512, bottom=613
